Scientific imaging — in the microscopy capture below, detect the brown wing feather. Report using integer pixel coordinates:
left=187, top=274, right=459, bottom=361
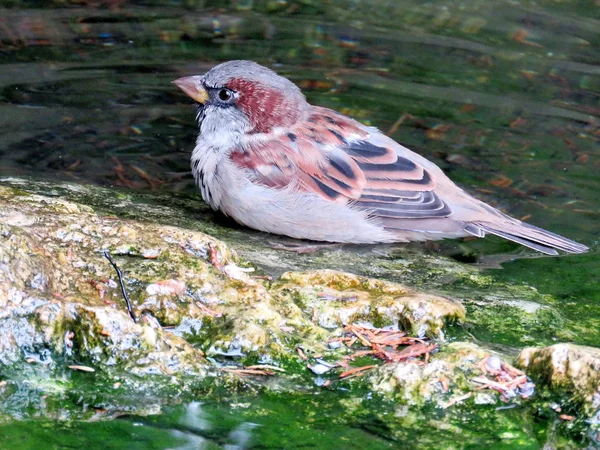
left=230, top=108, right=452, bottom=218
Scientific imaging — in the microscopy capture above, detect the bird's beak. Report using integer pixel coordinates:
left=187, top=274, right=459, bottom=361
left=173, top=76, right=209, bottom=105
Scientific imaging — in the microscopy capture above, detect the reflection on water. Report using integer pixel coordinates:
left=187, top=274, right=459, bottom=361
left=168, top=401, right=259, bottom=449
left=3, top=392, right=595, bottom=449
left=224, top=422, right=260, bottom=450
left=169, top=430, right=208, bottom=450
left=1, top=3, right=598, bottom=230
left=180, top=401, right=211, bottom=432
left=175, top=402, right=259, bottom=450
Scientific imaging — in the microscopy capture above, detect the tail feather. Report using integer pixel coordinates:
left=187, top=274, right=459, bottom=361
left=476, top=220, right=589, bottom=255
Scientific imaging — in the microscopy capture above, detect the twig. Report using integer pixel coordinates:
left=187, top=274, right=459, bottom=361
left=296, top=347, right=308, bottom=361
left=246, top=364, right=286, bottom=373
left=471, top=376, right=511, bottom=392
left=442, top=392, right=472, bottom=409
left=339, top=365, right=376, bottom=379
left=104, top=251, right=136, bottom=323
left=207, top=243, right=223, bottom=271
left=68, top=365, right=95, bottom=373
left=387, top=112, right=415, bottom=136
left=222, top=368, right=274, bottom=376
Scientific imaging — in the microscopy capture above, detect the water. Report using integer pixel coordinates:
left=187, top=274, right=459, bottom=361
left=0, top=0, right=599, bottom=448
left=0, top=393, right=560, bottom=449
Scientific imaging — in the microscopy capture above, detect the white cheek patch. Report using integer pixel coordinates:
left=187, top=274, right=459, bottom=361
left=199, top=105, right=251, bottom=149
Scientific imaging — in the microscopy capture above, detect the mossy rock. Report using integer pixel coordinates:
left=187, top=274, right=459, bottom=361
left=518, top=343, right=600, bottom=417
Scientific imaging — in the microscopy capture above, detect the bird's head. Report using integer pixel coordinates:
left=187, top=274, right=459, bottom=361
left=174, top=60, right=309, bottom=137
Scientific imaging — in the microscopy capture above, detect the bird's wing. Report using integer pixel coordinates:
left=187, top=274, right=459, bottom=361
left=230, top=107, right=452, bottom=219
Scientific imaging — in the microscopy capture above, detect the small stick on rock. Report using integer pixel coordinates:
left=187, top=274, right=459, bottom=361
left=104, top=251, right=136, bottom=323
left=339, top=365, right=376, bottom=379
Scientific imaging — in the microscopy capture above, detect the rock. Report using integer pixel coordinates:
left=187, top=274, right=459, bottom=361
left=366, top=342, right=487, bottom=407
left=0, top=185, right=239, bottom=377
left=0, top=177, right=583, bottom=426
left=0, top=182, right=465, bottom=379
left=518, top=344, right=600, bottom=416
left=273, top=270, right=465, bottom=339
left=1, top=178, right=573, bottom=350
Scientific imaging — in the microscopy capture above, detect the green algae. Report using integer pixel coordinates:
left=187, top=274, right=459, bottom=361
left=467, top=303, right=573, bottom=347
left=0, top=390, right=580, bottom=450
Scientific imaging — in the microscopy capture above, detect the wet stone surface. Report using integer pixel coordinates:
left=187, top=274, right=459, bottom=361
left=0, top=174, right=595, bottom=447
left=518, top=344, right=600, bottom=419
left=0, top=180, right=467, bottom=401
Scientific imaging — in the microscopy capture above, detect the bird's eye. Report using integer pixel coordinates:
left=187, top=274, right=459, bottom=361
left=218, top=89, right=232, bottom=102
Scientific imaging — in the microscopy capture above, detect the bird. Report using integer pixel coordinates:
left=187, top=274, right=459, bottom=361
left=173, top=60, right=588, bottom=256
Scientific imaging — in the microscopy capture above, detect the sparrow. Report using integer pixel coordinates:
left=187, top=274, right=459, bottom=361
left=174, top=60, right=588, bottom=256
